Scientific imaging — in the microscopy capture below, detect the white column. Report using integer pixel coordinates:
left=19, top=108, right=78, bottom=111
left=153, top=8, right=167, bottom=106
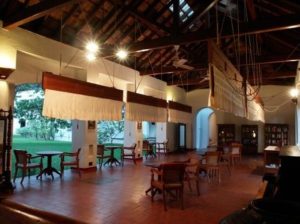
left=72, top=120, right=97, bottom=169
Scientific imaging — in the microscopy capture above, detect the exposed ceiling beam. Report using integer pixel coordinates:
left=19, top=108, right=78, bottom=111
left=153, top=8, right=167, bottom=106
left=3, top=0, right=77, bottom=29
left=168, top=76, right=208, bottom=86
left=124, top=14, right=300, bottom=53
left=141, top=52, right=300, bottom=76
left=167, top=71, right=295, bottom=86
left=141, top=64, right=208, bottom=76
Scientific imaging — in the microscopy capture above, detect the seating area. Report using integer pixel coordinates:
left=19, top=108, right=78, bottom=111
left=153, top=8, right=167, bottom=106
left=10, top=153, right=263, bottom=223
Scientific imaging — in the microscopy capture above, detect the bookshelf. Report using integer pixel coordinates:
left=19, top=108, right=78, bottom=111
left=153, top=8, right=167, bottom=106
left=241, top=125, right=258, bottom=154
left=217, top=124, right=235, bottom=146
left=264, top=123, right=288, bottom=147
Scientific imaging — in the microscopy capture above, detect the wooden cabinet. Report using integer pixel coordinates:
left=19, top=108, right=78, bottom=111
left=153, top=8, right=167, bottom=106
left=241, top=125, right=258, bottom=154
left=217, top=124, right=235, bottom=146
left=264, top=124, right=288, bottom=147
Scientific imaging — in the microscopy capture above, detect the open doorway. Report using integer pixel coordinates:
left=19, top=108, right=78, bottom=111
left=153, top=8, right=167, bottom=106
left=195, top=107, right=216, bottom=150
left=142, top=121, right=156, bottom=143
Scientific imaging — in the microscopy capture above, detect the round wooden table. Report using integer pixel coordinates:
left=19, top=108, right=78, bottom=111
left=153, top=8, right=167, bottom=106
left=36, top=151, right=63, bottom=180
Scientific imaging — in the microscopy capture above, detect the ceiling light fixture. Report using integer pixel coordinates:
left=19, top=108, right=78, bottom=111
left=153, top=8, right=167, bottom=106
left=116, top=49, right=128, bottom=60
left=86, top=52, right=96, bottom=62
left=85, top=40, right=99, bottom=62
left=85, top=41, right=99, bottom=53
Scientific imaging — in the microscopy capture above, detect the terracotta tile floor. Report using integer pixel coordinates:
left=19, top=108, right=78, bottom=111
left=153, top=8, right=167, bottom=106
left=10, top=153, right=263, bottom=224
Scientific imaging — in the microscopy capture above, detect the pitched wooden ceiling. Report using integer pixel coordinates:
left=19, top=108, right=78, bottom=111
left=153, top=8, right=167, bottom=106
left=1, top=0, right=299, bottom=91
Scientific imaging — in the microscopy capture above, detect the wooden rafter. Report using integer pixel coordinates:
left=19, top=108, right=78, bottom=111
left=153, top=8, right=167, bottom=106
left=141, top=52, right=300, bottom=76
left=167, top=71, right=295, bottom=86
left=123, top=14, right=300, bottom=53
left=3, top=0, right=77, bottom=29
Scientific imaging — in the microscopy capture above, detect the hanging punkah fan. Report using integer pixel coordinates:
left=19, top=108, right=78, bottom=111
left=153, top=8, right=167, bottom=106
left=168, top=101, right=192, bottom=124
left=208, top=41, right=264, bottom=122
left=126, top=91, right=167, bottom=122
left=42, top=72, right=123, bottom=121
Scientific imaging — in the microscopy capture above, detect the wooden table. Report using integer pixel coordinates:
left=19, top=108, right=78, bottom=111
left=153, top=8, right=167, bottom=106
left=104, top=146, right=122, bottom=167
left=36, top=151, right=62, bottom=180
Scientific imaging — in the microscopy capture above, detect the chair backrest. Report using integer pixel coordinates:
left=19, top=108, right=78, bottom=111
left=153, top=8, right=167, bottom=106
left=186, top=158, right=200, bottom=174
left=14, top=150, right=28, bottom=165
left=206, top=151, right=220, bottom=166
left=123, top=143, right=136, bottom=154
left=143, top=140, right=149, bottom=149
left=97, top=144, right=105, bottom=155
left=230, top=143, right=242, bottom=155
left=75, top=148, right=81, bottom=159
left=160, top=163, right=186, bottom=184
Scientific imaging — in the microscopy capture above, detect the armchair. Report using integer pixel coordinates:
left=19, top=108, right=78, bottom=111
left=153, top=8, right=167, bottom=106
left=156, top=140, right=168, bottom=156
left=142, top=140, right=155, bottom=159
left=185, top=158, right=201, bottom=196
left=97, top=144, right=110, bottom=168
left=200, top=151, right=221, bottom=183
left=150, top=163, right=186, bottom=211
left=121, top=143, right=137, bottom=165
left=13, top=149, right=43, bottom=184
left=60, top=148, right=81, bottom=177
left=230, top=143, right=242, bottom=165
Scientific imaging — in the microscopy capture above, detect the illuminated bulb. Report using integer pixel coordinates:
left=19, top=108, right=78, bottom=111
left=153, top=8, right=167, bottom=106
left=116, top=49, right=128, bottom=60
left=290, top=88, right=299, bottom=98
left=85, top=41, right=99, bottom=53
left=0, top=75, right=6, bottom=79
left=86, top=52, right=96, bottom=61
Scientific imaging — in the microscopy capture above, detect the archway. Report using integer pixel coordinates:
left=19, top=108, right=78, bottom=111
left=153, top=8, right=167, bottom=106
left=195, top=107, right=216, bottom=150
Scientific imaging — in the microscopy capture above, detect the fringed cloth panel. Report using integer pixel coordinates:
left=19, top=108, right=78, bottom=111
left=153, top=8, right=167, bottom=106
left=43, top=89, right=123, bottom=121
left=168, top=109, right=192, bottom=124
left=125, top=102, right=167, bottom=122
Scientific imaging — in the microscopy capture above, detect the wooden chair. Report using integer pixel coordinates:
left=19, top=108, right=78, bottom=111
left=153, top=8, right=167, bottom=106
left=156, top=140, right=168, bottom=156
left=13, top=149, right=43, bottom=184
left=150, top=163, right=186, bottom=211
left=142, top=140, right=155, bottom=159
left=200, top=151, right=221, bottom=183
left=184, top=158, right=201, bottom=196
left=121, top=143, right=137, bottom=165
left=230, top=143, right=242, bottom=165
left=60, top=148, right=81, bottom=177
left=97, top=144, right=110, bottom=168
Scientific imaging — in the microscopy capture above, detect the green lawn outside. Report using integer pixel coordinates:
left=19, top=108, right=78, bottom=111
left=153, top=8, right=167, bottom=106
left=11, top=136, right=124, bottom=178
left=12, top=136, right=72, bottom=178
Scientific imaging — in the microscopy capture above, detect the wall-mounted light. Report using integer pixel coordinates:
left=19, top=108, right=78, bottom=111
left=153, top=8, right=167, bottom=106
left=0, top=45, right=17, bottom=79
left=290, top=88, right=298, bottom=104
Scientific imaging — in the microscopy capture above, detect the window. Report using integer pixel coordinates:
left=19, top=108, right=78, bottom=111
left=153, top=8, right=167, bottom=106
left=169, top=0, right=194, bottom=22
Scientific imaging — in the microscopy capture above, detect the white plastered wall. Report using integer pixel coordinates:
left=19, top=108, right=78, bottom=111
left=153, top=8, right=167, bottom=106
left=187, top=85, right=296, bottom=153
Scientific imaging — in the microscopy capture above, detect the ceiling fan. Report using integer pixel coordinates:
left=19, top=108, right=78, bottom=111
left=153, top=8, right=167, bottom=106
left=172, top=45, right=194, bottom=70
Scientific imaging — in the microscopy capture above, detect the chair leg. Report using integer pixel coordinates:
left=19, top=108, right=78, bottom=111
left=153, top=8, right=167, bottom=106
left=181, top=188, right=184, bottom=210
left=21, top=168, right=26, bottom=184
left=163, top=190, right=167, bottom=211
left=61, top=165, right=64, bottom=177
left=196, top=180, right=200, bottom=196
left=78, top=166, right=81, bottom=178
left=13, top=166, right=18, bottom=183
left=187, top=180, right=192, bottom=192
